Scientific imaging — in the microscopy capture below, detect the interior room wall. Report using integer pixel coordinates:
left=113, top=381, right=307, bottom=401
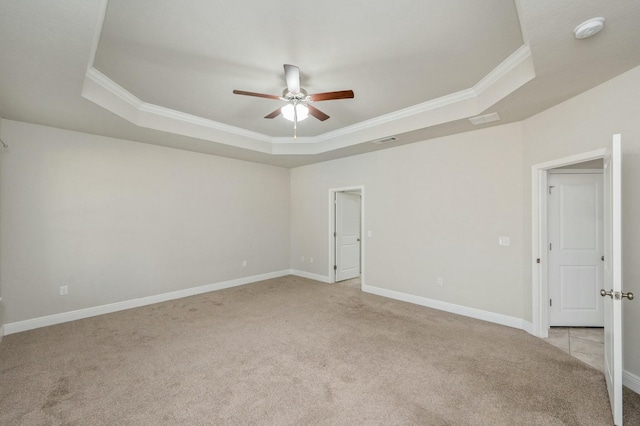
left=522, top=65, right=640, bottom=381
left=291, top=123, right=525, bottom=319
left=0, top=120, right=291, bottom=325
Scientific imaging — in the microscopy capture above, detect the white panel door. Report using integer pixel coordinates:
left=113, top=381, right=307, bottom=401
left=548, top=172, right=603, bottom=326
left=335, top=192, right=361, bottom=282
left=602, top=135, right=623, bottom=425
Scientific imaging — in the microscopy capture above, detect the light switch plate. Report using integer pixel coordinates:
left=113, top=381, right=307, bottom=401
left=498, top=236, right=511, bottom=246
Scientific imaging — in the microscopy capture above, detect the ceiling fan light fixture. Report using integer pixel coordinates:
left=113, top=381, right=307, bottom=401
left=282, top=104, right=309, bottom=122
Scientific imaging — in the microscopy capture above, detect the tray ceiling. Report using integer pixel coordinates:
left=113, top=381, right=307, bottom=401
left=1, top=1, right=640, bottom=167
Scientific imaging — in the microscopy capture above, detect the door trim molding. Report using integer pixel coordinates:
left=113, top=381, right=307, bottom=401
left=531, top=148, right=606, bottom=337
left=328, top=186, right=365, bottom=284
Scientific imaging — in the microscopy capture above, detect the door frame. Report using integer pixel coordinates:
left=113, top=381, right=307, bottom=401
left=547, top=169, right=604, bottom=327
left=328, top=186, right=365, bottom=284
left=531, top=149, right=607, bottom=338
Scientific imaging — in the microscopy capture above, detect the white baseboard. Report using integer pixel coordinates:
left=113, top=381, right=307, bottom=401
left=624, top=370, right=640, bottom=395
left=289, top=269, right=331, bottom=283
left=3, top=270, right=291, bottom=335
left=522, top=320, right=534, bottom=335
left=362, top=284, right=525, bottom=330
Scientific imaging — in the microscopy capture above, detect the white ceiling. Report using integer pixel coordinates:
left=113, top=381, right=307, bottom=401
left=1, top=1, right=639, bottom=167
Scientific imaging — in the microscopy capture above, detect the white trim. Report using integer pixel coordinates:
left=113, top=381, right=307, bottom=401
left=81, top=37, right=533, bottom=155
left=289, top=270, right=331, bottom=283
left=522, top=320, right=534, bottom=335
left=623, top=370, right=640, bottom=395
left=474, top=45, right=532, bottom=94
left=362, top=284, right=526, bottom=330
left=531, top=148, right=608, bottom=337
left=328, top=186, right=365, bottom=285
left=3, top=270, right=290, bottom=335
left=548, top=169, right=603, bottom=174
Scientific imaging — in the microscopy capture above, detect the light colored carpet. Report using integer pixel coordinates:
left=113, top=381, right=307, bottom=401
left=1, top=275, right=639, bottom=425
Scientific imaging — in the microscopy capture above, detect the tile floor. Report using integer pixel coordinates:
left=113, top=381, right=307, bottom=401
left=545, top=327, right=604, bottom=373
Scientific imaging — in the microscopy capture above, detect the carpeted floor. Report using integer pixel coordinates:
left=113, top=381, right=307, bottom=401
left=1, top=275, right=639, bottom=425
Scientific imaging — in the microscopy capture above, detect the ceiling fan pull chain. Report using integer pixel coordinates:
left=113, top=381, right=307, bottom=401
left=293, top=103, right=298, bottom=139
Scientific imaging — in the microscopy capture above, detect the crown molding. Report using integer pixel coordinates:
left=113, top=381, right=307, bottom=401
left=82, top=4, right=535, bottom=157
left=474, top=45, right=531, bottom=95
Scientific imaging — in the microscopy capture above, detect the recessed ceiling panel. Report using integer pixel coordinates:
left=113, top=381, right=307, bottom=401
left=94, top=0, right=523, bottom=137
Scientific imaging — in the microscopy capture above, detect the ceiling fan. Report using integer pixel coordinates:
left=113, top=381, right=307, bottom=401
left=233, top=64, right=354, bottom=139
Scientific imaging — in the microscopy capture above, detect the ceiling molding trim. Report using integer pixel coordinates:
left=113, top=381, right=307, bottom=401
left=473, top=45, right=535, bottom=112
left=83, top=23, right=534, bottom=157
left=85, top=67, right=142, bottom=109
left=474, top=45, right=532, bottom=95
left=276, top=88, right=478, bottom=145
left=271, top=45, right=535, bottom=154
left=138, top=103, right=272, bottom=143
left=82, top=68, right=273, bottom=153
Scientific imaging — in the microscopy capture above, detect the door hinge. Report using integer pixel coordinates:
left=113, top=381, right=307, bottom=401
left=334, top=232, right=337, bottom=237
left=333, top=265, right=337, bottom=270
left=549, top=243, right=552, bottom=251
left=536, top=258, right=541, bottom=264
left=550, top=299, right=552, bottom=307
left=549, top=185, right=555, bottom=195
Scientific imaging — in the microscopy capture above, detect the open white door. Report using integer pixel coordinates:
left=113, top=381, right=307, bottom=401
left=602, top=134, right=623, bottom=425
left=335, top=191, right=361, bottom=282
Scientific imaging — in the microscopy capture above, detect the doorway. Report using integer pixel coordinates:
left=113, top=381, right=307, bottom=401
left=531, top=150, right=609, bottom=338
left=533, top=136, right=626, bottom=424
left=547, top=168, right=604, bottom=327
left=329, top=186, right=364, bottom=284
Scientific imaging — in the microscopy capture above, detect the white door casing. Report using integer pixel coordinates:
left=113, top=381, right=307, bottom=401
left=602, top=134, right=623, bottom=425
left=548, top=172, right=604, bottom=326
left=335, top=191, right=361, bottom=282
left=531, top=135, right=625, bottom=425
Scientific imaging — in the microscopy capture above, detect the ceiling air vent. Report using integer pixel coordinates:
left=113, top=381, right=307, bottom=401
left=469, top=112, right=500, bottom=126
left=372, top=136, right=398, bottom=145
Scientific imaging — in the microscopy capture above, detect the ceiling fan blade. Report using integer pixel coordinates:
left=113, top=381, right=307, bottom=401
left=309, top=90, right=355, bottom=102
left=307, top=104, right=330, bottom=121
left=233, top=90, right=280, bottom=100
left=284, top=64, right=301, bottom=94
left=264, top=108, right=282, bottom=119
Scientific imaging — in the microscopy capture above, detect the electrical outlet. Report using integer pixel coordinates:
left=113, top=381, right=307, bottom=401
left=60, top=285, right=68, bottom=295
left=437, top=277, right=444, bottom=287
left=309, top=257, right=314, bottom=264
left=242, top=260, right=247, bottom=267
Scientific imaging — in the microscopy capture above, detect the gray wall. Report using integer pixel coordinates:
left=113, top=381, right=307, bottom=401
left=0, top=120, right=290, bottom=324
left=290, top=64, right=640, bottom=383
left=522, top=65, right=640, bottom=380
left=291, top=123, right=525, bottom=319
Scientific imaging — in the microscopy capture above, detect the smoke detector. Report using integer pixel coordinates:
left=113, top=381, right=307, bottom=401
left=574, top=17, right=605, bottom=39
